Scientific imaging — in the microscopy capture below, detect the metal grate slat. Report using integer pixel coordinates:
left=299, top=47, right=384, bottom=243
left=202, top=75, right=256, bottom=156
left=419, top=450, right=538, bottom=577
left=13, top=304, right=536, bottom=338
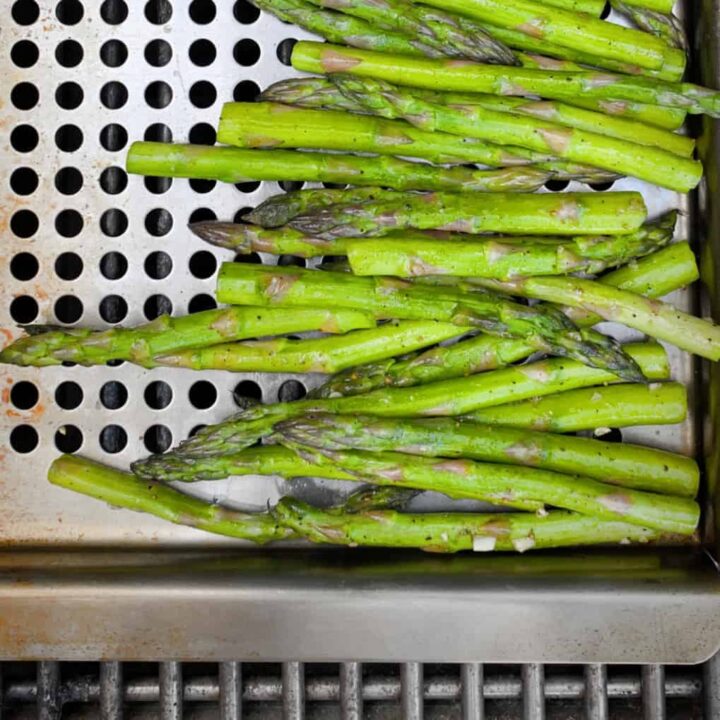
left=461, top=663, right=485, bottom=720
left=282, top=661, right=305, bottom=720
left=642, top=664, right=667, bottom=720
left=100, top=661, right=123, bottom=720
left=219, top=661, right=243, bottom=720
left=401, top=662, right=424, bottom=720
left=37, top=661, right=61, bottom=720
left=160, top=661, right=183, bottom=720
left=340, top=661, right=363, bottom=720
left=584, top=664, right=608, bottom=720
left=522, top=664, right=545, bottom=720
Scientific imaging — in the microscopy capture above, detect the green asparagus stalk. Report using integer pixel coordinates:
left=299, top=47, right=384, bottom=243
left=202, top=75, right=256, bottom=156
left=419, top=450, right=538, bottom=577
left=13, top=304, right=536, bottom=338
left=245, top=187, right=400, bottom=228
left=217, top=101, right=554, bottom=168
left=250, top=0, right=446, bottom=58
left=569, top=97, right=685, bottom=129
left=316, top=240, right=692, bottom=398
left=475, top=275, right=720, bottom=362
left=134, top=444, right=356, bottom=482
left=345, top=219, right=674, bottom=279
left=288, top=191, right=647, bottom=238
left=192, top=222, right=660, bottom=262
left=283, top=439, right=698, bottom=534
left=428, top=91, right=693, bottom=157
left=216, top=263, right=643, bottom=379
left=190, top=221, right=341, bottom=256
left=483, top=22, right=686, bottom=81
left=291, top=42, right=720, bottom=117
left=418, top=0, right=670, bottom=70
left=0, top=307, right=376, bottom=368
left=273, top=499, right=686, bottom=552
left=328, top=75, right=701, bottom=190
left=194, top=220, right=580, bottom=258
left=275, top=413, right=700, bottom=497
left=300, top=0, right=517, bottom=64
left=466, top=382, right=688, bottom=434
left=153, top=321, right=468, bottom=373
left=261, top=78, right=693, bottom=158
left=49, top=454, right=292, bottom=543
left=134, top=343, right=666, bottom=464
left=610, top=0, right=687, bottom=50
left=126, top=142, right=551, bottom=193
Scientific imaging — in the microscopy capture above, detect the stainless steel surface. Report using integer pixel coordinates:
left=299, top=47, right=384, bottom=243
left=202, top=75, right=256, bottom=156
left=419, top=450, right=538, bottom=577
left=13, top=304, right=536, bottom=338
left=584, top=664, right=609, bottom=720
left=0, top=0, right=718, bottom=666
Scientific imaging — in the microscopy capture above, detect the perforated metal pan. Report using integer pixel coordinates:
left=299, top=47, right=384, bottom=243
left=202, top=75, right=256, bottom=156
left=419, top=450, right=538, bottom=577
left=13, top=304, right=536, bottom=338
left=0, top=0, right=719, bottom=663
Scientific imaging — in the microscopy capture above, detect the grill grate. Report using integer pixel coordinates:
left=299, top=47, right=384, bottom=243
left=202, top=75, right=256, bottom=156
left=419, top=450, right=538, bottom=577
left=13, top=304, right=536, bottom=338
left=0, top=657, right=711, bottom=718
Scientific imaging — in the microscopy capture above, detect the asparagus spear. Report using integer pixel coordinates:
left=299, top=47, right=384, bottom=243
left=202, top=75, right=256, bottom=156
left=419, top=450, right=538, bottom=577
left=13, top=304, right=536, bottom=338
left=345, top=221, right=674, bottom=279
left=49, top=454, right=292, bottom=544
left=291, top=42, right=720, bottom=117
left=482, top=22, right=686, bottom=81
left=267, top=56, right=685, bottom=130
left=217, top=102, right=554, bottom=168
left=429, top=91, right=693, bottom=157
left=261, top=78, right=693, bottom=157
left=245, top=186, right=400, bottom=228
left=568, top=97, right=685, bottom=129
left=328, top=75, right=701, bottom=190
left=192, top=222, right=659, bottom=262
left=475, top=275, right=720, bottom=362
left=216, top=263, right=642, bottom=379
left=132, top=443, right=536, bottom=511
left=610, top=0, right=687, bottom=50
left=153, top=321, right=468, bottom=373
left=418, top=0, right=669, bottom=70
left=0, top=307, right=376, bottom=368
left=135, top=444, right=356, bottom=482
left=273, top=499, right=686, bottom=553
left=250, top=0, right=446, bottom=58
left=288, top=191, right=647, bottom=238
left=133, top=343, right=665, bottom=464
left=316, top=239, right=691, bottom=398
left=300, top=0, right=517, bottom=64
left=126, top=142, right=551, bottom=193
left=275, top=413, right=700, bottom=498
left=466, top=382, right=688, bottom=434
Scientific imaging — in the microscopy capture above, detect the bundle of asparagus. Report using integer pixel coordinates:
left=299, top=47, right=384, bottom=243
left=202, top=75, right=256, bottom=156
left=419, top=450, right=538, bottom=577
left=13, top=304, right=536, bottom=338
left=5, top=0, right=716, bottom=554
